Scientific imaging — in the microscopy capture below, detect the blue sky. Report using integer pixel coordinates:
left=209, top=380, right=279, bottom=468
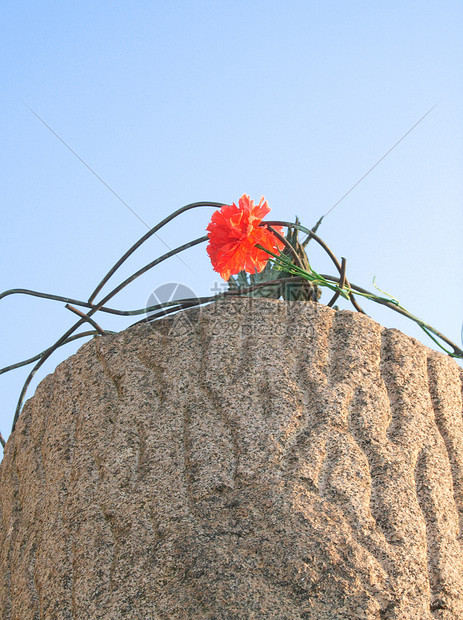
left=1, top=1, right=462, bottom=448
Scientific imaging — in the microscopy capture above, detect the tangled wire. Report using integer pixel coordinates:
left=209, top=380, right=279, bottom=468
left=1, top=200, right=462, bottom=444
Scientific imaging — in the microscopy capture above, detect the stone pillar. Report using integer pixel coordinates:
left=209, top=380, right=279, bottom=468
left=1, top=299, right=462, bottom=619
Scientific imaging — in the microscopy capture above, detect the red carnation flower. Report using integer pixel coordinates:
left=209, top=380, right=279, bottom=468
left=206, top=194, right=284, bottom=280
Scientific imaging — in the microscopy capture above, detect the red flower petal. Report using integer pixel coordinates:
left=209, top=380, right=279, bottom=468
left=206, top=194, right=284, bottom=280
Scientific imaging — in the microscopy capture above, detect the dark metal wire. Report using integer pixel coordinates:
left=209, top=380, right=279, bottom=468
left=0, top=288, right=225, bottom=317
left=327, top=257, right=347, bottom=307
left=136, top=276, right=309, bottom=325
left=4, top=202, right=462, bottom=440
left=0, top=289, right=130, bottom=315
left=265, top=226, right=303, bottom=268
left=6, top=203, right=223, bottom=431
left=88, top=201, right=223, bottom=303
left=264, top=220, right=365, bottom=314
left=3, top=278, right=305, bottom=380
left=0, top=331, right=115, bottom=376
left=11, top=233, right=211, bottom=431
left=65, top=305, right=107, bottom=335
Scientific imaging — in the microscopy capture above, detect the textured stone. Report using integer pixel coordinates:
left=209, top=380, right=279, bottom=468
left=1, top=298, right=463, bottom=619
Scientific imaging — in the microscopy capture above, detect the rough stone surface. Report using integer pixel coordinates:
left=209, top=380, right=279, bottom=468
left=1, top=298, right=463, bottom=619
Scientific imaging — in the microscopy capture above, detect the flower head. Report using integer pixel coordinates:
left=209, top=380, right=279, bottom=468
left=206, top=194, right=284, bottom=280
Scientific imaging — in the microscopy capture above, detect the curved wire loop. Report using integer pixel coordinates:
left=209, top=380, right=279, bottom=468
left=88, top=201, right=223, bottom=303
left=9, top=201, right=223, bottom=432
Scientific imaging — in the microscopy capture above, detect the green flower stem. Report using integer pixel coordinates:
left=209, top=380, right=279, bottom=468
left=258, top=244, right=463, bottom=360
left=319, top=274, right=463, bottom=359
left=263, top=220, right=366, bottom=314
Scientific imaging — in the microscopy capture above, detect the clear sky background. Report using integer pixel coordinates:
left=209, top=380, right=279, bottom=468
left=1, top=1, right=462, bottom=449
